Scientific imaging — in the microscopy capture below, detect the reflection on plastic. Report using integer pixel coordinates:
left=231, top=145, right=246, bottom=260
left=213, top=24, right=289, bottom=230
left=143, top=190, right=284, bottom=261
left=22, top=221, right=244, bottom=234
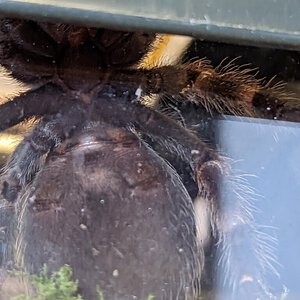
left=215, top=116, right=300, bottom=300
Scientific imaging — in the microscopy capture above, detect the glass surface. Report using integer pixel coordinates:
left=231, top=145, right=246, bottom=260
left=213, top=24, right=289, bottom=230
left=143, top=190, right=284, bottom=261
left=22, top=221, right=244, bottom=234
left=0, top=14, right=300, bottom=300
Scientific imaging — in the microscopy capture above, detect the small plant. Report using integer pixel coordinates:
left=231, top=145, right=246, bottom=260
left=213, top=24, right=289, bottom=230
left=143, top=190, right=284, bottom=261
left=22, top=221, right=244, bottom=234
left=11, top=265, right=155, bottom=300
left=11, top=265, right=82, bottom=300
left=96, top=287, right=104, bottom=300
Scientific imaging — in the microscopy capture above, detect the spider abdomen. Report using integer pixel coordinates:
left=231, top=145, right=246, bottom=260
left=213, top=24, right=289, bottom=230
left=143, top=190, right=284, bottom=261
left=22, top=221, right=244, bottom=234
left=14, top=124, right=202, bottom=300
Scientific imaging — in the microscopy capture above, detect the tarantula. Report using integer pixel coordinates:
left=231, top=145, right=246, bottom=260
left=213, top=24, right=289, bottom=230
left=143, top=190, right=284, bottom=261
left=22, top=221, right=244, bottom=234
left=0, top=18, right=296, bottom=299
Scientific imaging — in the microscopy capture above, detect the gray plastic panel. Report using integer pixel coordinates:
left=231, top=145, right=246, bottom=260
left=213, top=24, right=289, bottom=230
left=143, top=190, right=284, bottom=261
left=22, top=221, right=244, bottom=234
left=0, top=0, right=300, bottom=49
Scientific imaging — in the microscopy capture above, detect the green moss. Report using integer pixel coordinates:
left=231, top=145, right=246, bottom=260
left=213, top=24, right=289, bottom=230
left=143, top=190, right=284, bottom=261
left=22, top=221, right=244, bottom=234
left=11, top=265, right=82, bottom=300
left=11, top=265, right=155, bottom=300
left=96, top=287, right=105, bottom=300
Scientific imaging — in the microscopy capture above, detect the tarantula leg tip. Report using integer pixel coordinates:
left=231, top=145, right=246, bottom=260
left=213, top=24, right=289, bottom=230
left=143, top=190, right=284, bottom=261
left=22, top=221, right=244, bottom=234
left=1, top=180, right=21, bottom=202
left=197, top=160, right=223, bottom=196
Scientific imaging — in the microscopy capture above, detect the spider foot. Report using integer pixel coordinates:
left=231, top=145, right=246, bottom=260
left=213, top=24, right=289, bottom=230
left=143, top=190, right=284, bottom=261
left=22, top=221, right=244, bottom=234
left=196, top=160, right=223, bottom=195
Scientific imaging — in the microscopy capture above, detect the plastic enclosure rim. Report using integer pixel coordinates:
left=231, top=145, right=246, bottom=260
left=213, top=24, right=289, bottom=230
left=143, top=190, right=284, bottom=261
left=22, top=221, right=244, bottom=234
left=0, top=0, right=300, bottom=50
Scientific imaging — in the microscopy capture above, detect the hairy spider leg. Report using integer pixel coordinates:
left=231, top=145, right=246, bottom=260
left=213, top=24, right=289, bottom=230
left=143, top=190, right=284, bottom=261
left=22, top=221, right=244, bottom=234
left=96, top=64, right=299, bottom=122
left=1, top=100, right=87, bottom=201
left=0, top=84, right=67, bottom=131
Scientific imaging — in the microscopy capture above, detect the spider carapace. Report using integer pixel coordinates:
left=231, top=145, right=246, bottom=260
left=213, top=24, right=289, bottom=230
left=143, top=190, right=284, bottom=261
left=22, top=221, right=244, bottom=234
left=0, top=18, right=297, bottom=299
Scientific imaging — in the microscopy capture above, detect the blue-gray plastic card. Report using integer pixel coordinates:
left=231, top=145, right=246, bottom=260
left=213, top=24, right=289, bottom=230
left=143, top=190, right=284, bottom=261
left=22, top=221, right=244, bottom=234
left=215, top=116, right=300, bottom=299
